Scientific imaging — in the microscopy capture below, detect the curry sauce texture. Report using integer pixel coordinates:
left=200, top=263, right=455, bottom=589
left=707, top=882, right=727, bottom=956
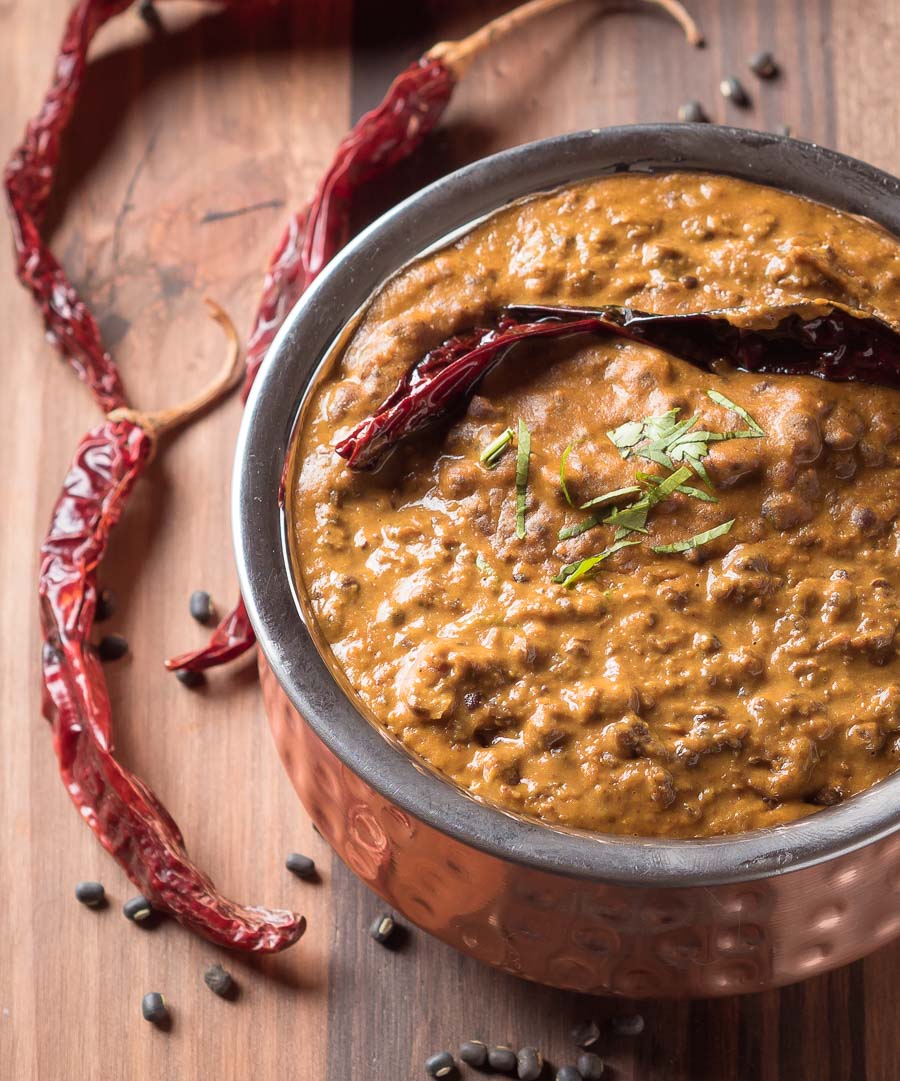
left=290, top=172, right=900, bottom=838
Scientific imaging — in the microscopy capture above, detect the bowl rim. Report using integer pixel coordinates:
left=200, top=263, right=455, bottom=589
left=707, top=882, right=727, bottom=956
left=234, top=124, right=900, bottom=888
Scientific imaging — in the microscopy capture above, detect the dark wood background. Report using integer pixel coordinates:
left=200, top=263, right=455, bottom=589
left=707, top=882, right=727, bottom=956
left=3, top=2, right=899, bottom=1079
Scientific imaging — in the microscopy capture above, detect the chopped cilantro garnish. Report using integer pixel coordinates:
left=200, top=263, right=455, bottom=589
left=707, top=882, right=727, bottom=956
left=475, top=552, right=495, bottom=577
left=480, top=427, right=514, bottom=468
left=559, top=443, right=576, bottom=506
left=706, top=389, right=765, bottom=436
left=558, top=485, right=642, bottom=542
left=558, top=515, right=601, bottom=541
left=606, top=391, right=764, bottom=483
left=602, top=464, right=694, bottom=540
left=636, top=471, right=718, bottom=503
left=553, top=538, right=641, bottom=588
left=580, top=485, right=642, bottom=509
left=652, top=518, right=736, bottom=553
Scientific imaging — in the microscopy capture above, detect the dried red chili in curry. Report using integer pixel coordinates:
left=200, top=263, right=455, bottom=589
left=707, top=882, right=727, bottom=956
left=335, top=302, right=900, bottom=471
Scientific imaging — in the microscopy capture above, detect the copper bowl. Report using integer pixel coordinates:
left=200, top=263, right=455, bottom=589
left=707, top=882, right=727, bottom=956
left=234, top=126, right=900, bottom=997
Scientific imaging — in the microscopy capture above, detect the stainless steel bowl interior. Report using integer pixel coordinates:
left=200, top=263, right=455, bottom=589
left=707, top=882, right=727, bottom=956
left=233, top=124, right=900, bottom=888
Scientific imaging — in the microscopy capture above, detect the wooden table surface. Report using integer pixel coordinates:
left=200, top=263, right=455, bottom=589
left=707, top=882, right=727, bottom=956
left=3, top=2, right=900, bottom=1079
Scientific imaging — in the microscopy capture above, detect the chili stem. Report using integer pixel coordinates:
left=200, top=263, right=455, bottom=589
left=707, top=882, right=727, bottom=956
left=430, top=0, right=704, bottom=74
left=108, top=299, right=241, bottom=443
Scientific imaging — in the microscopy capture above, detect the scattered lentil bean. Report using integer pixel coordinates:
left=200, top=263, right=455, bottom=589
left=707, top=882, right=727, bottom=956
left=189, top=590, right=214, bottom=625
left=425, top=1050, right=457, bottom=1078
left=203, top=963, right=234, bottom=998
left=678, top=100, right=708, bottom=123
left=369, top=913, right=396, bottom=944
left=285, top=852, right=316, bottom=880
left=175, top=668, right=205, bottom=688
left=517, top=1046, right=543, bottom=1080
left=141, top=992, right=169, bottom=1025
left=719, top=75, right=750, bottom=106
left=611, top=1013, right=645, bottom=1036
left=97, top=634, right=128, bottom=661
left=123, top=894, right=153, bottom=923
left=556, top=1068, right=582, bottom=1081
left=459, top=1040, right=488, bottom=1067
left=488, top=1046, right=518, bottom=1073
left=571, top=1020, right=601, bottom=1049
left=94, top=589, right=116, bottom=623
left=576, top=1052, right=605, bottom=1079
left=74, top=881, right=106, bottom=907
left=749, top=50, right=778, bottom=78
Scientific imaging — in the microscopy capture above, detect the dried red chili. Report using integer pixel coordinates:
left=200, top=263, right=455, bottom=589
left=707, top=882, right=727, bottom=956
left=336, top=301, right=900, bottom=471
left=509, top=300, right=900, bottom=386
left=6, top=0, right=701, bottom=946
left=41, top=405, right=304, bottom=951
left=335, top=316, right=606, bottom=469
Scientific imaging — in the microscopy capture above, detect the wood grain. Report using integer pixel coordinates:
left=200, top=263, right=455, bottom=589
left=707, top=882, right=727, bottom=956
left=2, top=2, right=899, bottom=1079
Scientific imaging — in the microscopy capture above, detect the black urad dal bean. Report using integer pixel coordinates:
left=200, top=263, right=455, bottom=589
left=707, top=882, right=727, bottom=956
left=141, top=992, right=169, bottom=1025
left=123, top=894, right=153, bottom=923
left=189, top=590, right=213, bottom=624
left=75, top=881, right=106, bottom=907
left=556, top=1068, right=582, bottom=1081
left=488, top=1046, right=518, bottom=1073
left=203, top=963, right=234, bottom=998
left=175, top=668, right=205, bottom=688
left=425, top=1050, right=457, bottom=1078
left=571, top=1020, right=601, bottom=1049
left=97, top=634, right=128, bottom=661
left=459, top=1040, right=488, bottom=1067
left=369, top=913, right=396, bottom=944
left=720, top=75, right=750, bottom=106
left=576, top=1052, right=605, bottom=1079
left=517, top=1046, right=543, bottom=1080
left=611, top=1013, right=645, bottom=1036
left=678, top=100, right=708, bottom=123
left=749, top=49, right=778, bottom=78
left=285, top=853, right=316, bottom=879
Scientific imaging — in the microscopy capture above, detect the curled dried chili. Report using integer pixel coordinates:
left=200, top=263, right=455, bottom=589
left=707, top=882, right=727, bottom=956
left=335, top=300, right=900, bottom=471
left=40, top=339, right=305, bottom=950
left=6, top=0, right=701, bottom=946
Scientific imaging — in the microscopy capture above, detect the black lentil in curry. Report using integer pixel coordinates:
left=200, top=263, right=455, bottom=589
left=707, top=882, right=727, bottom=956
left=289, top=172, right=900, bottom=838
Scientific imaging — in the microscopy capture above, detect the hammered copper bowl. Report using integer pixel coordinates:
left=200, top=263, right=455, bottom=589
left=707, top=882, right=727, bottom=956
left=234, top=125, right=900, bottom=998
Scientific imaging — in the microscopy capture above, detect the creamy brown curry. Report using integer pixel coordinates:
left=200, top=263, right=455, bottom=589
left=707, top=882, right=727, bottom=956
left=289, top=172, right=900, bottom=838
